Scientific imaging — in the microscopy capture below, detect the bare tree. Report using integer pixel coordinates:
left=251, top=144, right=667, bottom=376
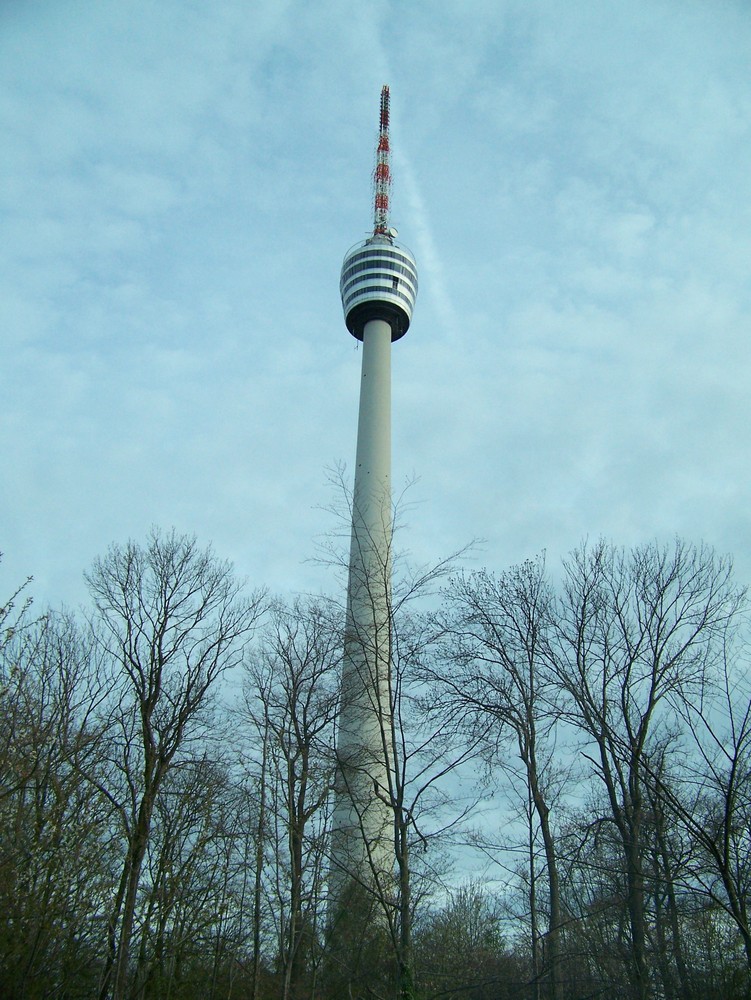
left=0, top=611, right=111, bottom=998
left=129, top=755, right=244, bottom=1000
left=437, top=556, right=567, bottom=1000
left=242, top=596, right=340, bottom=1000
left=1, top=557, right=41, bottom=803
left=643, top=635, right=751, bottom=978
left=550, top=539, right=743, bottom=1000
left=413, top=882, right=519, bottom=1000
left=642, top=750, right=695, bottom=1000
left=389, top=607, right=487, bottom=1000
left=87, top=528, right=266, bottom=1000
left=0, top=555, right=33, bottom=646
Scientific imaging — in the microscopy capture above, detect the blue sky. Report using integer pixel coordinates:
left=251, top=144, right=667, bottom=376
left=2, top=0, right=751, bottom=609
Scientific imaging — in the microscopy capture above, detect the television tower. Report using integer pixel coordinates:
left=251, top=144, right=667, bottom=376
left=330, top=87, right=418, bottom=900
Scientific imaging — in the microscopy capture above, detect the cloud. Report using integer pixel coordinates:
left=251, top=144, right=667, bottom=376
left=3, top=0, right=751, bottom=613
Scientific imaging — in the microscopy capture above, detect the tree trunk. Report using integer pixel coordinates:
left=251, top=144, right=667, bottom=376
left=99, top=856, right=131, bottom=1000
left=112, top=791, right=156, bottom=1000
left=529, top=762, right=561, bottom=1000
left=623, top=821, right=649, bottom=1000
left=251, top=735, right=269, bottom=1000
left=397, top=820, right=414, bottom=1000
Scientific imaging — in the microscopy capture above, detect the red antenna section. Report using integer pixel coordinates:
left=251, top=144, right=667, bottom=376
left=373, top=85, right=391, bottom=236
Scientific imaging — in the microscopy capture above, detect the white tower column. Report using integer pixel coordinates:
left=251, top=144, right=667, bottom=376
left=331, top=318, right=394, bottom=887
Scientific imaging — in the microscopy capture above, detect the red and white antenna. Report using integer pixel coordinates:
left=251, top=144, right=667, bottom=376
left=373, top=85, right=391, bottom=236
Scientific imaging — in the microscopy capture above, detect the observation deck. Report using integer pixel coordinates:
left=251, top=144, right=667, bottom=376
left=340, top=234, right=418, bottom=341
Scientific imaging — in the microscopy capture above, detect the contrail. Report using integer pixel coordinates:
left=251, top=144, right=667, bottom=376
left=394, top=144, right=460, bottom=344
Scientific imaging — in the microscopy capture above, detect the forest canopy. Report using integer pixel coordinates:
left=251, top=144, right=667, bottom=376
left=1, top=531, right=750, bottom=1000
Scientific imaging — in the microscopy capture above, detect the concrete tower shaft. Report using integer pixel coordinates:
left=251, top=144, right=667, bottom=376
left=330, top=316, right=394, bottom=886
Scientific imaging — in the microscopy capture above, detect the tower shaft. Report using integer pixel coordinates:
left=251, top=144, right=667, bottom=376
left=331, top=317, right=394, bottom=887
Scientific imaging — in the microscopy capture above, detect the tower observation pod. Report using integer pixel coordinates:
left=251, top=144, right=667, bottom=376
left=329, top=86, right=418, bottom=915
left=340, top=235, right=418, bottom=342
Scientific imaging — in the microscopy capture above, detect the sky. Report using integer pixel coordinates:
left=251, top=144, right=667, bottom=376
left=2, top=0, right=751, bottom=613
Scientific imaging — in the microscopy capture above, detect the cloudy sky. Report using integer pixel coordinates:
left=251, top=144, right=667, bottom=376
left=2, top=0, right=751, bottom=611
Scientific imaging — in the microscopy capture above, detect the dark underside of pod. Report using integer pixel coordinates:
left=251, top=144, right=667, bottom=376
left=345, top=299, right=410, bottom=341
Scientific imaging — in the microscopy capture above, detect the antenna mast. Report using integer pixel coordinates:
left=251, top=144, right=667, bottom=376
left=373, top=85, right=391, bottom=236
